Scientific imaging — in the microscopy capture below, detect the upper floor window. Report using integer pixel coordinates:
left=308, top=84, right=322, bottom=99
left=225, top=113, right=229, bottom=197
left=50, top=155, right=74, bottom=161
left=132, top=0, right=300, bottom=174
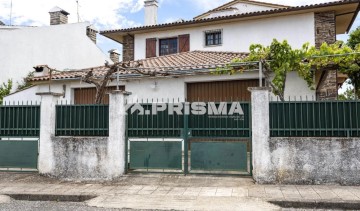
left=159, top=38, right=178, bottom=56
left=205, top=30, right=222, bottom=46
left=146, top=34, right=189, bottom=58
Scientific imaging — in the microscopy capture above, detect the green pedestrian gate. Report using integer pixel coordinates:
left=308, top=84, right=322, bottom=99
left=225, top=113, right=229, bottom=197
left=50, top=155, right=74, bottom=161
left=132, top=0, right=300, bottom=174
left=126, top=102, right=251, bottom=175
left=0, top=104, right=40, bottom=171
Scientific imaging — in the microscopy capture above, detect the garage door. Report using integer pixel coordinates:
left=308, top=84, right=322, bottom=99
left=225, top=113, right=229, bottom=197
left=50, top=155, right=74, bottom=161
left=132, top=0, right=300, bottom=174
left=186, top=79, right=256, bottom=174
left=74, top=86, right=125, bottom=104
left=186, top=79, right=259, bottom=102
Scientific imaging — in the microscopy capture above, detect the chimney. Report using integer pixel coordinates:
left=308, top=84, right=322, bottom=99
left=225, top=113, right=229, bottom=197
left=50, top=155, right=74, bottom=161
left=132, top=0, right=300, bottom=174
left=33, top=65, right=50, bottom=77
left=87, top=25, right=98, bottom=44
left=49, top=6, right=70, bottom=25
left=108, top=49, right=120, bottom=63
left=144, top=0, right=158, bottom=26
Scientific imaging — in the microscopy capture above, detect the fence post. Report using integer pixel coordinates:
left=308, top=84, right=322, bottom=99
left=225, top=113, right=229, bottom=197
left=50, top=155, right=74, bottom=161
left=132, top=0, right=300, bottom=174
left=36, top=92, right=63, bottom=175
left=248, top=87, right=274, bottom=183
left=108, top=90, right=131, bottom=177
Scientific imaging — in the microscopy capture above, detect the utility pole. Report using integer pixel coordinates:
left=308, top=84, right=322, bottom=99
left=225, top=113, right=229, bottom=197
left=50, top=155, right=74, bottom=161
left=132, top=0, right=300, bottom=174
left=9, top=0, right=13, bottom=25
left=76, top=0, right=80, bottom=22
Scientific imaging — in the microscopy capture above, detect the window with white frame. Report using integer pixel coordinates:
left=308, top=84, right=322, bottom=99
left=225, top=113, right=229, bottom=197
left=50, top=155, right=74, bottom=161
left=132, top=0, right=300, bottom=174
left=205, top=30, right=222, bottom=46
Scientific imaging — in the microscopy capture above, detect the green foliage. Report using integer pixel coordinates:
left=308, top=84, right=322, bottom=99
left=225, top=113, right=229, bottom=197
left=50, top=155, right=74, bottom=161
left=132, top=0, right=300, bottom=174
left=218, top=39, right=360, bottom=99
left=309, top=42, right=360, bottom=98
left=0, top=79, right=13, bottom=104
left=347, top=26, right=360, bottom=49
left=17, top=72, right=34, bottom=91
left=338, top=87, right=356, bottom=100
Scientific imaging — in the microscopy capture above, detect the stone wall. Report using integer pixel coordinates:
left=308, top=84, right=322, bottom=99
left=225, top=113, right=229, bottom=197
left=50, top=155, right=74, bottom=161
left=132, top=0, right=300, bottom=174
left=316, top=70, right=338, bottom=100
left=50, top=12, right=68, bottom=25
left=51, top=136, right=111, bottom=181
left=314, top=11, right=337, bottom=100
left=123, top=35, right=134, bottom=61
left=269, top=137, right=360, bottom=185
left=314, top=11, right=336, bottom=48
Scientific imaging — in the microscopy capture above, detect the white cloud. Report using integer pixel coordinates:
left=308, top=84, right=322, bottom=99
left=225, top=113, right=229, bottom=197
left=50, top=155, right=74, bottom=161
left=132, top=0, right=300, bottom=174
left=0, top=0, right=144, bottom=28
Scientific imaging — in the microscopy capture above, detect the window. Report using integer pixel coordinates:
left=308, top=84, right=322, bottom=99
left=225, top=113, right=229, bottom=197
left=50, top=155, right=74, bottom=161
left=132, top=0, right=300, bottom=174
left=205, top=30, right=222, bottom=46
left=159, top=38, right=178, bottom=56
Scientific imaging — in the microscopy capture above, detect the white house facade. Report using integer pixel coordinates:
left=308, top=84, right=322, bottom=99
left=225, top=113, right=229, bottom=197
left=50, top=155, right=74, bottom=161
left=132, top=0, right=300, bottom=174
left=6, top=0, right=360, bottom=104
left=0, top=7, right=110, bottom=91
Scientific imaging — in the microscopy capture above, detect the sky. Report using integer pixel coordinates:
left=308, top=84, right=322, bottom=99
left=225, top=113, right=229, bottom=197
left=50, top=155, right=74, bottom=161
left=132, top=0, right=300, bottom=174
left=0, top=0, right=359, bottom=54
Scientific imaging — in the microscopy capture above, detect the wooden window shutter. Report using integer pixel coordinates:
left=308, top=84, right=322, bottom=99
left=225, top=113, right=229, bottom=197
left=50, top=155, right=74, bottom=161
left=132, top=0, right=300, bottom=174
left=146, top=38, right=157, bottom=58
left=178, top=34, right=190, bottom=53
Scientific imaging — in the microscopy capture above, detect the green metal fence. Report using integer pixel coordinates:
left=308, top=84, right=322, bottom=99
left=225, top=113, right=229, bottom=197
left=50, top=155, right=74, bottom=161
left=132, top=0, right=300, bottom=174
left=127, top=102, right=251, bottom=138
left=270, top=101, right=360, bottom=137
left=127, top=104, right=184, bottom=138
left=189, top=103, right=251, bottom=138
left=0, top=105, right=40, bottom=137
left=55, top=104, right=109, bottom=136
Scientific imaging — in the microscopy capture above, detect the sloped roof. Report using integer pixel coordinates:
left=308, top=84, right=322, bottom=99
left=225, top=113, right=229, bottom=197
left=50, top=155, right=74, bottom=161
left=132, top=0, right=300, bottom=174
left=0, top=20, right=5, bottom=26
left=101, top=0, right=359, bottom=38
left=194, top=0, right=289, bottom=20
left=31, top=51, right=248, bottom=82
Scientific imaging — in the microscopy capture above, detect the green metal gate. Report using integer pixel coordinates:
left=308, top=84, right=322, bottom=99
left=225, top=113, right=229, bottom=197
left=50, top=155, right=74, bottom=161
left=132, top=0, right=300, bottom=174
left=126, top=102, right=251, bottom=175
left=0, top=104, right=40, bottom=171
left=0, top=140, right=38, bottom=171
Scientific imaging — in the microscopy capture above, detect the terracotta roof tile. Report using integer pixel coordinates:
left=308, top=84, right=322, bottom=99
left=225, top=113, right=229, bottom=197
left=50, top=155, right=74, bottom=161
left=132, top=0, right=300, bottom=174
left=31, top=51, right=248, bottom=82
left=100, top=0, right=359, bottom=35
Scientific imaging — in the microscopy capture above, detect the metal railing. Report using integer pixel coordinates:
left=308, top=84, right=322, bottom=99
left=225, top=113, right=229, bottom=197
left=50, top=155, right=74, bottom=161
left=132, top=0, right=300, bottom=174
left=55, top=104, right=109, bottom=136
left=270, top=100, right=360, bottom=137
left=127, top=102, right=251, bottom=139
left=0, top=103, right=40, bottom=137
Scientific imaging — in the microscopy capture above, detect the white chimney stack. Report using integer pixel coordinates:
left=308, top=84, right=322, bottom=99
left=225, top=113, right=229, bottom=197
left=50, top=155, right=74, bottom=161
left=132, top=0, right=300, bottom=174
left=144, top=0, right=158, bottom=26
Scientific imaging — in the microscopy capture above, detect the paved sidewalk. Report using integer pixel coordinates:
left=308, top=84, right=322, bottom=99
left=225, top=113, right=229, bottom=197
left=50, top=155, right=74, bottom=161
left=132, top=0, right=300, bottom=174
left=0, top=173, right=360, bottom=210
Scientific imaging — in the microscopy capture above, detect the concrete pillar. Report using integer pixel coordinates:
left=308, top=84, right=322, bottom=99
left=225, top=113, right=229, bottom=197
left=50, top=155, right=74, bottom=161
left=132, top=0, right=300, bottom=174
left=248, top=87, right=274, bottom=183
left=107, top=90, right=131, bottom=177
left=36, top=92, right=62, bottom=175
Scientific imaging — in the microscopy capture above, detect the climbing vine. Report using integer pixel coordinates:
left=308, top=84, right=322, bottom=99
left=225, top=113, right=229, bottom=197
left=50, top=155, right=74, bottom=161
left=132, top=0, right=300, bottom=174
left=218, top=39, right=360, bottom=100
left=0, top=80, right=13, bottom=104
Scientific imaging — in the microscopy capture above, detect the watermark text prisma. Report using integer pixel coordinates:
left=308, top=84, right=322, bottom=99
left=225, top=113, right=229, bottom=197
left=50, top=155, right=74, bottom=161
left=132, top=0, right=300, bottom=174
left=125, top=102, right=245, bottom=118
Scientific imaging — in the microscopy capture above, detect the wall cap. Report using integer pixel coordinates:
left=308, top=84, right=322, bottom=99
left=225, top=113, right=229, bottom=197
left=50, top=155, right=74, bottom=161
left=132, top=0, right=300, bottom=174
left=108, top=90, right=132, bottom=96
left=248, top=87, right=272, bottom=92
left=36, top=92, right=63, bottom=97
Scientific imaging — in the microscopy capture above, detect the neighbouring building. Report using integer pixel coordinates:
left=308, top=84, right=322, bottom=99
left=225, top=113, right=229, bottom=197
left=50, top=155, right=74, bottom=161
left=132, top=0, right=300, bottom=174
left=0, top=6, right=111, bottom=96
left=6, top=0, right=360, bottom=104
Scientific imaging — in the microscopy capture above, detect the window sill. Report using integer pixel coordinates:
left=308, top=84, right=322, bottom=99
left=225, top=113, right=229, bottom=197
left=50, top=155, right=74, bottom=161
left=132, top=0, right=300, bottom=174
left=204, top=44, right=223, bottom=48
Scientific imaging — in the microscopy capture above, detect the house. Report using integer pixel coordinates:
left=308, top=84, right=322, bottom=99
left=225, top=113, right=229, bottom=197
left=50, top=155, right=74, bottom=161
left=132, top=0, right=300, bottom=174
left=8, top=0, right=360, bottom=104
left=1, top=6, right=112, bottom=102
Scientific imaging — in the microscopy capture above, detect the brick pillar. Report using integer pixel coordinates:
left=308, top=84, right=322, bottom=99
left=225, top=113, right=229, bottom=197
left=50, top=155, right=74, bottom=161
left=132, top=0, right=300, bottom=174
left=122, top=35, right=134, bottom=61
left=315, top=11, right=336, bottom=48
left=317, top=70, right=338, bottom=100
left=315, top=11, right=337, bottom=100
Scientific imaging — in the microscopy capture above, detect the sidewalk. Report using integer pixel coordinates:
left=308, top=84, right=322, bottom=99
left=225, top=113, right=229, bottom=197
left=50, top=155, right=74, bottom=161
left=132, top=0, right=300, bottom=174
left=0, top=172, right=360, bottom=210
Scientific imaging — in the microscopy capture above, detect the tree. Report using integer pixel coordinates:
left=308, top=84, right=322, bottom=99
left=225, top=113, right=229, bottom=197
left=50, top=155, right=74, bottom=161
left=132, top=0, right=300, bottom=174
left=338, top=87, right=356, bottom=100
left=347, top=26, right=360, bottom=50
left=17, top=72, right=34, bottom=91
left=219, top=39, right=360, bottom=100
left=0, top=80, right=13, bottom=104
left=82, top=61, right=143, bottom=104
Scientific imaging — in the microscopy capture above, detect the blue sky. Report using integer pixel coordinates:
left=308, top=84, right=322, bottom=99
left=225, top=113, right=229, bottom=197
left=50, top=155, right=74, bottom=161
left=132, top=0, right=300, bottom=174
left=0, top=0, right=359, bottom=54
